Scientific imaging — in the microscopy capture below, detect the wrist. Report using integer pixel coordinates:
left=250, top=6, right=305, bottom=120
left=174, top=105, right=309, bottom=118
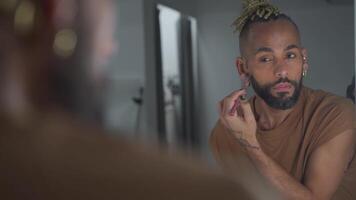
left=236, top=136, right=261, bottom=151
left=244, top=140, right=263, bottom=156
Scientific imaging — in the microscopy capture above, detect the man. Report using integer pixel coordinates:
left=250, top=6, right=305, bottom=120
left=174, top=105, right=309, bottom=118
left=0, top=0, right=251, bottom=199
left=210, top=0, right=356, bottom=199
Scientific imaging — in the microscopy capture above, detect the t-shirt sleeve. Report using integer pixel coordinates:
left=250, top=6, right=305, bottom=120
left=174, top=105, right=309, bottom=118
left=209, top=120, right=280, bottom=199
left=310, top=97, right=356, bottom=152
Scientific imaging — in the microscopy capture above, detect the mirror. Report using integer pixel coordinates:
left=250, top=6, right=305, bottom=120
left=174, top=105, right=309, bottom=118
left=105, top=0, right=355, bottom=157
left=155, top=4, right=199, bottom=149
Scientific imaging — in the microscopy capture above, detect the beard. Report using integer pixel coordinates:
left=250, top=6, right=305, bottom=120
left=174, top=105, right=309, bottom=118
left=250, top=75, right=303, bottom=110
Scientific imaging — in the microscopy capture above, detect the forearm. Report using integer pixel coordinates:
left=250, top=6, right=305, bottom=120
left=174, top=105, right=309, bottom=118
left=245, top=147, right=314, bottom=200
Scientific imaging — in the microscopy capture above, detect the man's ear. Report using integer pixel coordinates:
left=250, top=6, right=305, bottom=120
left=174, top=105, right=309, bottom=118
left=236, top=57, right=251, bottom=88
left=236, top=57, right=249, bottom=76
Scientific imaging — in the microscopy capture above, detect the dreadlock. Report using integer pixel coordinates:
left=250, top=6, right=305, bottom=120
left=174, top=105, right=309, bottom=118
left=233, top=0, right=300, bottom=53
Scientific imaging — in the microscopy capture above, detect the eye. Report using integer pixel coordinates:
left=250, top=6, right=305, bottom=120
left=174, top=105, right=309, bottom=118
left=286, top=52, right=297, bottom=59
left=259, top=57, right=272, bottom=63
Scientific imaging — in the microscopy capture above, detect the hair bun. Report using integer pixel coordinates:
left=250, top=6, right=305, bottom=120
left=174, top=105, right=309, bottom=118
left=233, top=0, right=280, bottom=33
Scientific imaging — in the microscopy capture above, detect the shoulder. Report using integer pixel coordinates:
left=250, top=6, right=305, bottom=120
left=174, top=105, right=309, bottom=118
left=302, top=87, right=356, bottom=151
left=304, top=87, right=351, bottom=104
left=303, top=87, right=355, bottom=118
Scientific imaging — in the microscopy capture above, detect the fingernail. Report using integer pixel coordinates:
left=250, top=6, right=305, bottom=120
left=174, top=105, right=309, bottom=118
left=239, top=94, right=247, bottom=101
left=229, top=100, right=239, bottom=116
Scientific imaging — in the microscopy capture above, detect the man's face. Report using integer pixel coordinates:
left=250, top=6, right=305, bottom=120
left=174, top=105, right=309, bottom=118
left=241, top=19, right=306, bottom=110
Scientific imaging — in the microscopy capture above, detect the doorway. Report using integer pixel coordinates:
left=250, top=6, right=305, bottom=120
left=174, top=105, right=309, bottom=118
left=155, top=4, right=199, bottom=149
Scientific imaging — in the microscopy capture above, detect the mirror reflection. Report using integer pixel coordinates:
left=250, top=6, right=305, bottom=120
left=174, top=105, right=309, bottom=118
left=106, top=0, right=355, bottom=154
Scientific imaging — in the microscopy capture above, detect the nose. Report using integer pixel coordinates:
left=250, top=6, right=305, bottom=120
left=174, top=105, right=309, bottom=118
left=274, top=60, right=288, bottom=79
left=276, top=70, right=288, bottom=78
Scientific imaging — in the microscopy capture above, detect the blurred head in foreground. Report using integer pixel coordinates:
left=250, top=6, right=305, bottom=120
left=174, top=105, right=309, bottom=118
left=0, top=2, right=256, bottom=200
left=0, top=0, right=116, bottom=123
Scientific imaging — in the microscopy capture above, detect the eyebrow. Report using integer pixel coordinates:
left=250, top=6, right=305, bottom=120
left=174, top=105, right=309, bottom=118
left=254, top=44, right=300, bottom=55
left=254, top=47, right=273, bottom=55
left=285, top=44, right=299, bottom=51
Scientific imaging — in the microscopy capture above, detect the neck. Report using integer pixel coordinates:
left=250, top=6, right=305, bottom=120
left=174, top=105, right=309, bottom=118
left=254, top=97, right=295, bottom=130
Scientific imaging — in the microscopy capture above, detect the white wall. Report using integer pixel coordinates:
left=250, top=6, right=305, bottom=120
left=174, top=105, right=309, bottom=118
left=104, top=0, right=147, bottom=136
left=104, top=0, right=197, bottom=140
left=281, top=0, right=354, bottom=96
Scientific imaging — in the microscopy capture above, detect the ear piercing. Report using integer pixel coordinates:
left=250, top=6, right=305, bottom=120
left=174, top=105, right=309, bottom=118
left=303, top=70, right=307, bottom=77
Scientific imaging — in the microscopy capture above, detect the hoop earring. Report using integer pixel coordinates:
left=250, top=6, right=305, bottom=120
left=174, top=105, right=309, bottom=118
left=245, top=78, right=251, bottom=88
left=53, top=29, right=78, bottom=58
left=303, top=70, right=307, bottom=77
left=240, top=74, right=251, bottom=88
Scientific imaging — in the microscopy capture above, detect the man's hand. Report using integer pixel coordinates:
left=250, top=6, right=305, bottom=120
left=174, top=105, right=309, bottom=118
left=218, top=89, right=260, bottom=150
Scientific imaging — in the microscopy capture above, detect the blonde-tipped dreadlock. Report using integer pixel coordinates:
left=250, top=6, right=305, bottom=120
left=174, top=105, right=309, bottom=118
left=232, top=0, right=280, bottom=33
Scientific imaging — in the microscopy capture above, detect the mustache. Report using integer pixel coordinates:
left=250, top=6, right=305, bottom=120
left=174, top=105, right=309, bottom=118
left=273, top=78, right=293, bottom=86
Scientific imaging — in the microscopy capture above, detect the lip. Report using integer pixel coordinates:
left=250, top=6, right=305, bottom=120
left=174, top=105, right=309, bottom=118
left=273, top=83, right=292, bottom=92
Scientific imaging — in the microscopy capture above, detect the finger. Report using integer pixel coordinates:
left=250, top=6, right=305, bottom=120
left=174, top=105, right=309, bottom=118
left=226, top=89, right=247, bottom=100
left=239, top=99, right=255, bottom=122
left=222, top=97, right=235, bottom=117
left=229, top=99, right=239, bottom=116
left=219, top=99, right=229, bottom=116
left=236, top=103, right=244, bottom=118
left=219, top=116, right=228, bottom=128
left=221, top=98, right=228, bottom=116
left=219, top=116, right=243, bottom=132
left=219, top=116, right=236, bottom=132
left=224, top=89, right=247, bottom=116
left=224, top=97, right=241, bottom=117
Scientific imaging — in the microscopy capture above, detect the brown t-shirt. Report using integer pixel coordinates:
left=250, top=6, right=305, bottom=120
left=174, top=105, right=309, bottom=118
left=210, top=87, right=356, bottom=200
